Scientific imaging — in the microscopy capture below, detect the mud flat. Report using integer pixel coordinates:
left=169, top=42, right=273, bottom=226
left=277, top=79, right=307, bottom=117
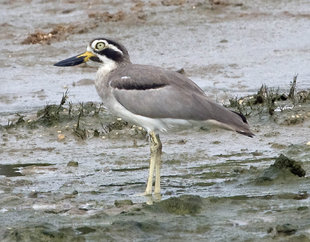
left=1, top=84, right=309, bottom=241
left=1, top=0, right=310, bottom=241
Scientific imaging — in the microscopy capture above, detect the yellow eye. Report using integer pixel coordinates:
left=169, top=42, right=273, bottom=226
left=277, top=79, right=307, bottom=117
left=95, top=42, right=106, bottom=50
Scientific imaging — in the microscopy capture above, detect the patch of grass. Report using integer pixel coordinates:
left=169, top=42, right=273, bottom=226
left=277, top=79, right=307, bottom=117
left=36, top=90, right=69, bottom=126
left=288, top=74, right=297, bottom=101
left=228, top=75, right=310, bottom=118
left=73, top=103, right=87, bottom=139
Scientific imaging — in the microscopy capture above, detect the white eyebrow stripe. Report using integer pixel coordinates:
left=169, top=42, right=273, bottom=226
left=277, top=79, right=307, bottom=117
left=108, top=44, right=123, bottom=55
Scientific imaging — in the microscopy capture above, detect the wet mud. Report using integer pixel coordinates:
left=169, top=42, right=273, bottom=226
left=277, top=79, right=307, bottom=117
left=1, top=0, right=310, bottom=241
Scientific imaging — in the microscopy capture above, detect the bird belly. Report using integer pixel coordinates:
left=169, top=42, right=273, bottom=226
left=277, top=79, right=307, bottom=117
left=97, top=88, right=238, bottom=134
left=103, top=95, right=194, bottom=133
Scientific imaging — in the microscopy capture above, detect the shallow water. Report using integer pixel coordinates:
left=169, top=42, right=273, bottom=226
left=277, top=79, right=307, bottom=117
left=0, top=0, right=310, bottom=241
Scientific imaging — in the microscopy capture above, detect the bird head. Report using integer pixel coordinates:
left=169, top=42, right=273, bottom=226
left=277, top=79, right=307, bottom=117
left=54, top=38, right=130, bottom=67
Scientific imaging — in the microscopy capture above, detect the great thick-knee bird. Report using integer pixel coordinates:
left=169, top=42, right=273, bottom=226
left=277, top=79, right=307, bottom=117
left=54, top=37, right=254, bottom=195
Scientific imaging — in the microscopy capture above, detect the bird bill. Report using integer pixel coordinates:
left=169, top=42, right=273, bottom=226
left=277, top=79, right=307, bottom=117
left=54, top=51, right=95, bottom=66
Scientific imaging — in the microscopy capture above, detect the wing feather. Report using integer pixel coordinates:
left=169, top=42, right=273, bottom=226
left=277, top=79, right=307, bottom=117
left=109, top=64, right=253, bottom=136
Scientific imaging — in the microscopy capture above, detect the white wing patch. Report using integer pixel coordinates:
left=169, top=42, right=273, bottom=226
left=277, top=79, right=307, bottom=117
left=121, top=76, right=131, bottom=80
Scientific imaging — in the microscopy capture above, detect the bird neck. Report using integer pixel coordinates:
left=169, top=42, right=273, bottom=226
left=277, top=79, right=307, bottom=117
left=95, top=53, right=132, bottom=83
left=96, top=58, right=117, bottom=80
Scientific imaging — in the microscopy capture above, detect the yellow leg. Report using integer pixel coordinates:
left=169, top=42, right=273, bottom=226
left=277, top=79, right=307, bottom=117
left=145, top=131, right=162, bottom=195
left=145, top=150, right=155, bottom=195
left=154, top=134, right=162, bottom=194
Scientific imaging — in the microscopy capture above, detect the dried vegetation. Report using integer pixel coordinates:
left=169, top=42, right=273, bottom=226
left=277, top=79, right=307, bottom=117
left=228, top=75, right=310, bottom=125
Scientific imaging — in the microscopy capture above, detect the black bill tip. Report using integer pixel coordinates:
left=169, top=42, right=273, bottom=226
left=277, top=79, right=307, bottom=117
left=54, top=55, right=86, bottom=67
left=54, top=51, right=96, bottom=67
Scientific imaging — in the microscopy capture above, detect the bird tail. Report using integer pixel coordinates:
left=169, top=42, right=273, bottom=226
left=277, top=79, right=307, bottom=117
left=236, top=129, right=255, bottom=138
left=230, top=111, right=254, bottom=137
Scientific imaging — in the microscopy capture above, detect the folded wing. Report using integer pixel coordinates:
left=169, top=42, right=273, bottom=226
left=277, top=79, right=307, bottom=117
left=110, top=65, right=254, bottom=137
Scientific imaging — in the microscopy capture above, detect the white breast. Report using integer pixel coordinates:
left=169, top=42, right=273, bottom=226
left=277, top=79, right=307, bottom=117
left=94, top=56, right=117, bottom=88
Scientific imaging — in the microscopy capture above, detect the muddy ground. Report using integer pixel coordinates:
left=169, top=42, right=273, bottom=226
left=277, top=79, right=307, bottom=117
left=0, top=0, right=310, bottom=241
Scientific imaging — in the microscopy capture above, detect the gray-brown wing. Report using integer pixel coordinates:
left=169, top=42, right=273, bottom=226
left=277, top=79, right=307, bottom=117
left=110, top=64, right=206, bottom=95
left=110, top=65, right=253, bottom=136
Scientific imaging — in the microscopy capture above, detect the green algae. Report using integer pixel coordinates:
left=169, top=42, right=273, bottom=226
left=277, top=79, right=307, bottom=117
left=148, top=195, right=203, bottom=215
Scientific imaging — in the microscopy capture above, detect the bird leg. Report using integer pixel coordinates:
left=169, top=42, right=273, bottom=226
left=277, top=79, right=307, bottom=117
left=145, top=131, right=162, bottom=195
left=154, top=134, right=162, bottom=194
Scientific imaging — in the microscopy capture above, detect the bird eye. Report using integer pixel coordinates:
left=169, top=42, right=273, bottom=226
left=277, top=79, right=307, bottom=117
left=95, top=42, right=106, bottom=50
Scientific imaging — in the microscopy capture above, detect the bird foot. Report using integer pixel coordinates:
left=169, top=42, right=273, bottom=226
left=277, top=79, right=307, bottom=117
left=135, top=192, right=162, bottom=205
left=136, top=192, right=150, bottom=196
